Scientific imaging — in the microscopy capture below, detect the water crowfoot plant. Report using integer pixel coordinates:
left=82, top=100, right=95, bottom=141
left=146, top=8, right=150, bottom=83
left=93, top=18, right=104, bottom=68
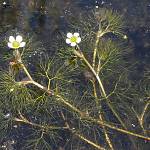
left=0, top=8, right=149, bottom=150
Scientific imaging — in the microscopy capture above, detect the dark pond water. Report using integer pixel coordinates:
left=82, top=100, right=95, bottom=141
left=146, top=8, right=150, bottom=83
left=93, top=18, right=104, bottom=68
left=0, top=0, right=150, bottom=150
left=0, top=0, right=150, bottom=59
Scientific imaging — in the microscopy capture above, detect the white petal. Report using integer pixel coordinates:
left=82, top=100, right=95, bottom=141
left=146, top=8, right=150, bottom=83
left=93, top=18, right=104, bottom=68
left=67, top=33, right=73, bottom=38
left=16, top=35, right=23, bottom=42
left=8, top=42, right=13, bottom=48
left=73, top=33, right=79, bottom=37
left=70, top=42, right=76, bottom=47
left=66, top=38, right=71, bottom=44
left=9, top=36, right=15, bottom=43
left=20, top=42, right=26, bottom=47
left=76, top=37, right=81, bottom=43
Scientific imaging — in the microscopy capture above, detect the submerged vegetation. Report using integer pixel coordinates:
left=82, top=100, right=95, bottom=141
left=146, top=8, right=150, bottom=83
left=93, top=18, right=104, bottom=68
left=0, top=7, right=149, bottom=150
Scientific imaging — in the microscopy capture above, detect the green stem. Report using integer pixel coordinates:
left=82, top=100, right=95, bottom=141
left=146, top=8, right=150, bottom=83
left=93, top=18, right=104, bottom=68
left=21, top=64, right=33, bottom=81
left=75, top=132, right=106, bottom=150
left=87, top=117, right=150, bottom=141
left=20, top=61, right=150, bottom=142
left=74, top=50, right=129, bottom=129
left=92, top=31, right=104, bottom=68
left=55, top=94, right=84, bottom=116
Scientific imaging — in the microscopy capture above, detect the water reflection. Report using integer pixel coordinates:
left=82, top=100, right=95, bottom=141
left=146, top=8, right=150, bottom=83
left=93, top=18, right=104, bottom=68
left=0, top=0, right=72, bottom=34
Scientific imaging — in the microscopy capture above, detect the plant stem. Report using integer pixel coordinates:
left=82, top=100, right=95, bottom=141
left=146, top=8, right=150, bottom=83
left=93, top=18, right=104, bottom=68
left=21, top=64, right=33, bottom=81
left=14, top=115, right=67, bottom=130
left=87, top=117, right=150, bottom=141
left=74, top=50, right=142, bottom=149
left=91, top=80, right=114, bottom=150
left=92, top=30, right=105, bottom=69
left=140, top=99, right=150, bottom=126
left=55, top=94, right=84, bottom=116
left=75, top=50, right=127, bottom=127
left=75, top=132, right=106, bottom=150
left=15, top=111, right=105, bottom=150
left=59, top=111, right=105, bottom=150
left=20, top=61, right=150, bottom=142
left=97, top=59, right=101, bottom=75
left=99, top=113, right=114, bottom=150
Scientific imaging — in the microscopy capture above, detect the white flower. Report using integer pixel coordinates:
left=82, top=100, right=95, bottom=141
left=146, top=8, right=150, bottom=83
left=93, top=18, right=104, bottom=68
left=123, top=35, right=128, bottom=39
left=8, top=35, right=26, bottom=49
left=3, top=2, right=6, bottom=5
left=10, top=88, right=14, bottom=92
left=66, top=32, right=81, bottom=47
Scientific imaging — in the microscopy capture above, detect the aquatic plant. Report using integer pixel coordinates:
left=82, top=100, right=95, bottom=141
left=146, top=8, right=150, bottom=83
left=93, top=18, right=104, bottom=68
left=0, top=8, right=149, bottom=150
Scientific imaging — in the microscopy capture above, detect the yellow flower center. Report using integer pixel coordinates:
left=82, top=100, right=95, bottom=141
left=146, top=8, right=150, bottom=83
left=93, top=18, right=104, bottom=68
left=70, top=36, right=77, bottom=43
left=12, top=41, right=20, bottom=49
